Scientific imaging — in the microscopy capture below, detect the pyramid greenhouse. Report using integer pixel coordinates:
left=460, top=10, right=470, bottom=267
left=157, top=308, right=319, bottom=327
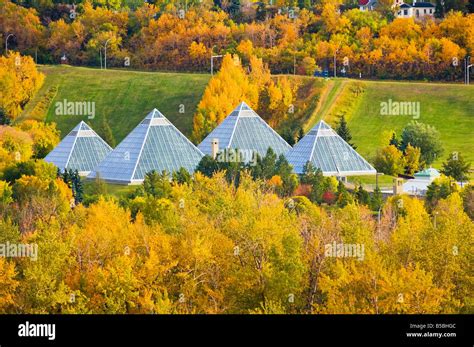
left=44, top=121, right=112, bottom=175
left=198, top=102, right=291, bottom=158
left=285, top=120, right=376, bottom=176
left=88, top=109, right=204, bottom=184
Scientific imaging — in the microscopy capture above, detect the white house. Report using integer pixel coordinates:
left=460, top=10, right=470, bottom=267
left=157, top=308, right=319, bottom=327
left=359, top=0, right=435, bottom=19
left=396, top=1, right=435, bottom=18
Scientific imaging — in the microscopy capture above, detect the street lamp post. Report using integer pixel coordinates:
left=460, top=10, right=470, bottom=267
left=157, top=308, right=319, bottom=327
left=104, top=39, right=111, bottom=70
left=467, top=64, right=473, bottom=85
left=211, top=54, right=223, bottom=76
left=5, top=34, right=14, bottom=54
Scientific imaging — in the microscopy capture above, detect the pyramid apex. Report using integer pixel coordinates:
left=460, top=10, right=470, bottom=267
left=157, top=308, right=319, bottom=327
left=71, top=121, right=92, bottom=132
left=233, top=101, right=253, bottom=113
left=145, top=108, right=165, bottom=119
left=309, top=120, right=332, bottom=133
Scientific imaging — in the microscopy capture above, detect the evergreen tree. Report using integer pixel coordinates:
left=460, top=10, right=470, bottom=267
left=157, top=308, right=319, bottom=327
left=336, top=180, right=353, bottom=207
left=196, top=155, right=220, bottom=178
left=441, top=152, right=470, bottom=182
left=143, top=170, right=172, bottom=198
left=58, top=169, right=84, bottom=204
left=355, top=185, right=370, bottom=206
left=370, top=186, right=383, bottom=211
left=389, top=132, right=399, bottom=149
left=251, top=148, right=277, bottom=180
left=172, top=167, right=192, bottom=185
left=70, top=169, right=84, bottom=204
left=275, top=154, right=298, bottom=196
left=336, top=115, right=356, bottom=149
left=281, top=129, right=296, bottom=146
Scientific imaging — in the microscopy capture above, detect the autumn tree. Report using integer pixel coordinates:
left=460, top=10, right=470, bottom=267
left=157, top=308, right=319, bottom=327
left=0, top=53, right=45, bottom=121
left=373, top=145, right=405, bottom=176
left=192, top=54, right=259, bottom=142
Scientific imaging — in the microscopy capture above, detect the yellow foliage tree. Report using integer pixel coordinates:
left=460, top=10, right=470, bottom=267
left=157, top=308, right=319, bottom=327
left=0, top=52, right=44, bottom=121
left=192, top=54, right=259, bottom=142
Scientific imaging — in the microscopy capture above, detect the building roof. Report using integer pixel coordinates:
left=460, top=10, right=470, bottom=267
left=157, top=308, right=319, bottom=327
left=413, top=2, right=435, bottom=7
left=285, top=120, right=376, bottom=176
left=88, top=109, right=204, bottom=184
left=400, top=2, right=435, bottom=8
left=198, top=102, right=291, bottom=158
left=358, top=0, right=370, bottom=5
left=44, top=121, right=112, bottom=175
left=413, top=167, right=440, bottom=179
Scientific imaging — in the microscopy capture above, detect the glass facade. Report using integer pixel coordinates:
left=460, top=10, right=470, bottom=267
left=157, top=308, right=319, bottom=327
left=44, top=121, right=112, bottom=175
left=88, top=109, right=204, bottom=184
left=198, top=102, right=291, bottom=157
left=286, top=121, right=376, bottom=176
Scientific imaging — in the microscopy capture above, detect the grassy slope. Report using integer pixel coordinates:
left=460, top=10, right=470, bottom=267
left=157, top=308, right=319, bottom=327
left=25, top=66, right=473, bottom=172
left=348, top=81, right=474, bottom=167
left=28, top=65, right=210, bottom=142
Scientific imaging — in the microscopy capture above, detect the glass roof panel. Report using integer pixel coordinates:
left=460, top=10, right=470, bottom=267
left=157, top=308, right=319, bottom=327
left=286, top=121, right=376, bottom=175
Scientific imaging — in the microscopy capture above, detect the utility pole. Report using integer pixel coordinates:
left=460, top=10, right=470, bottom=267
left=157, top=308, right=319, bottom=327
left=100, top=49, right=102, bottom=69
left=333, top=48, right=339, bottom=78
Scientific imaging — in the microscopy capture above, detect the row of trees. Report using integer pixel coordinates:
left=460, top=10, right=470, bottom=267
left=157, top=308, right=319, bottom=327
left=0, top=160, right=472, bottom=314
left=1, top=0, right=473, bottom=80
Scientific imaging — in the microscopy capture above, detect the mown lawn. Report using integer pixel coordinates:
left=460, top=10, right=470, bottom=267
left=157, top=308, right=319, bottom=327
left=29, top=65, right=210, bottom=142
left=346, top=81, right=474, bottom=167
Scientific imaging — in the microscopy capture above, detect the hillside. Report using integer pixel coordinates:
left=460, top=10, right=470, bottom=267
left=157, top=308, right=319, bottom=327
left=308, top=80, right=474, bottom=167
left=22, top=66, right=473, bottom=170
left=22, top=65, right=210, bottom=143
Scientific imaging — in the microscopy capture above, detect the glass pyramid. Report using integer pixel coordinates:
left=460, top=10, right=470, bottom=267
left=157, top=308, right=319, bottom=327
left=285, top=120, right=376, bottom=176
left=88, top=109, right=204, bottom=184
left=198, top=102, right=291, bottom=157
left=44, top=121, right=112, bottom=176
